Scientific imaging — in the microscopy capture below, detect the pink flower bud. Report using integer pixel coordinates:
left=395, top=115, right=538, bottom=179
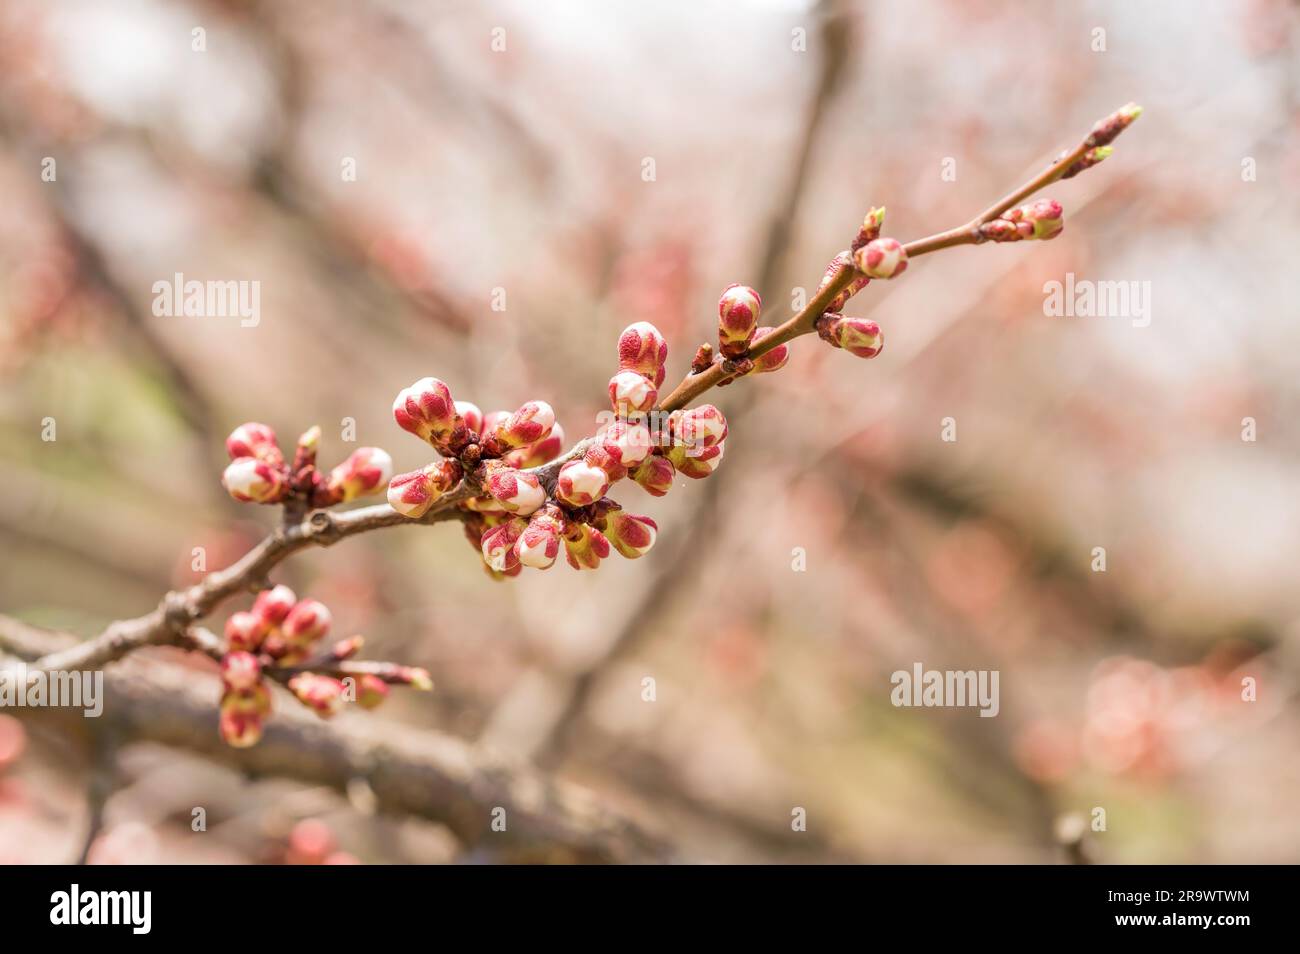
left=982, top=199, right=1064, bottom=242
left=630, top=455, right=675, bottom=496
left=718, top=284, right=761, bottom=357
left=222, top=457, right=286, bottom=504
left=287, top=673, right=346, bottom=718
left=326, top=447, right=393, bottom=502
left=819, top=251, right=871, bottom=312
left=670, top=404, right=728, bottom=450
left=356, top=674, right=390, bottom=710
left=608, top=370, right=658, bottom=413
left=853, top=237, right=908, bottom=279
left=387, top=460, right=463, bottom=519
left=583, top=442, right=627, bottom=481
left=392, top=377, right=462, bottom=448
left=252, top=584, right=297, bottom=626
left=480, top=517, right=527, bottom=572
left=225, top=611, right=268, bottom=652
left=666, top=439, right=725, bottom=479
left=283, top=598, right=332, bottom=647
left=504, top=423, right=566, bottom=468
left=852, top=206, right=886, bottom=250
left=617, top=321, right=668, bottom=380
left=746, top=327, right=789, bottom=374
left=600, top=421, right=653, bottom=468
left=454, top=400, right=484, bottom=436
left=330, top=635, right=365, bottom=660
left=557, top=459, right=611, bottom=506
left=605, top=512, right=658, bottom=559
left=485, top=465, right=546, bottom=515
left=563, top=522, right=611, bottom=571
left=226, top=422, right=283, bottom=466
left=492, top=401, right=555, bottom=449
left=221, top=651, right=262, bottom=692
left=1087, top=102, right=1142, bottom=149
left=219, top=689, right=269, bottom=748
left=819, top=314, right=884, bottom=359
left=516, top=509, right=564, bottom=569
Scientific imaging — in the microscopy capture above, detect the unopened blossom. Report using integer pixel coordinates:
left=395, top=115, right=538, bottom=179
left=222, top=457, right=286, bottom=504
left=220, top=651, right=263, bottom=692
left=600, top=421, right=653, bottom=469
left=503, top=423, right=566, bottom=468
left=666, top=440, right=725, bottom=479
left=281, top=598, right=332, bottom=652
left=392, top=377, right=464, bottom=450
left=219, top=687, right=270, bottom=748
left=330, top=635, right=365, bottom=660
left=819, top=313, right=884, bottom=359
left=491, top=401, right=555, bottom=449
left=617, top=321, right=669, bottom=385
left=355, top=674, right=390, bottom=710
left=604, top=512, right=658, bottom=559
left=854, top=237, right=908, bottom=279
left=630, top=455, right=675, bottom=496
left=608, top=369, right=658, bottom=413
left=852, top=206, right=887, bottom=250
left=717, top=284, right=761, bottom=357
left=820, top=251, right=871, bottom=312
left=981, top=199, right=1064, bottom=242
left=287, top=673, right=346, bottom=718
left=226, top=422, right=283, bottom=467
left=1087, top=102, right=1143, bottom=149
left=454, top=400, right=484, bottom=437
left=326, top=447, right=393, bottom=502
left=481, top=517, right=527, bottom=572
left=485, top=465, right=546, bottom=515
left=387, top=460, right=463, bottom=518
left=516, top=508, right=565, bottom=569
left=563, top=521, right=610, bottom=571
left=670, top=404, right=728, bottom=450
left=583, top=442, right=627, bottom=482
left=557, top=458, right=611, bottom=507
left=252, top=585, right=297, bottom=625
left=225, top=611, right=267, bottom=652
left=746, top=327, right=789, bottom=374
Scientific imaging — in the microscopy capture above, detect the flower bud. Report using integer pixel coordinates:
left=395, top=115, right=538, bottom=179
left=852, top=206, right=886, bottom=250
left=480, top=517, right=527, bottom=572
left=226, top=422, right=283, bottom=466
left=583, top=442, right=627, bottom=481
left=670, top=404, right=728, bottom=450
left=454, top=400, right=484, bottom=436
left=387, top=460, right=463, bottom=519
left=853, top=237, right=908, bottom=279
left=605, top=512, right=658, bottom=559
left=252, top=584, right=297, bottom=625
left=485, top=465, right=546, bottom=515
left=600, top=421, right=653, bottom=468
left=221, top=651, right=262, bottom=692
left=222, top=457, right=286, bottom=504
left=516, top=508, right=564, bottom=569
left=1087, top=102, right=1142, bottom=148
left=981, top=199, right=1063, bottom=242
left=608, top=370, right=658, bottom=414
left=225, top=611, right=268, bottom=652
left=355, top=674, right=390, bottom=710
left=557, top=459, right=611, bottom=507
left=1059, top=145, right=1113, bottom=180
left=283, top=598, right=332, bottom=648
left=820, top=251, right=871, bottom=312
left=326, top=447, right=393, bottom=502
left=666, top=439, right=725, bottom=479
left=287, top=673, right=346, bottom=718
left=504, top=423, right=566, bottom=468
left=492, top=401, right=555, bottom=449
left=563, top=522, right=611, bottom=571
left=292, top=426, right=320, bottom=471
left=330, top=635, right=365, bottom=660
left=392, top=377, right=463, bottom=449
left=717, top=284, right=761, bottom=357
left=819, top=314, right=884, bottom=359
left=746, top=327, right=789, bottom=374
left=219, top=689, right=269, bottom=748
left=393, top=666, right=434, bottom=690
left=617, top=321, right=668, bottom=380
left=630, top=455, right=675, bottom=496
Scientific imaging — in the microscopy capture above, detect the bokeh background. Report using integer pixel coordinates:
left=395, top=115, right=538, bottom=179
left=2, top=0, right=1299, bottom=863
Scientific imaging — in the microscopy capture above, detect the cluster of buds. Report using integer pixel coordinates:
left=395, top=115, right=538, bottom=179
left=221, top=423, right=392, bottom=509
left=387, top=319, right=729, bottom=577
left=979, top=198, right=1065, bottom=242
left=217, top=585, right=431, bottom=747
